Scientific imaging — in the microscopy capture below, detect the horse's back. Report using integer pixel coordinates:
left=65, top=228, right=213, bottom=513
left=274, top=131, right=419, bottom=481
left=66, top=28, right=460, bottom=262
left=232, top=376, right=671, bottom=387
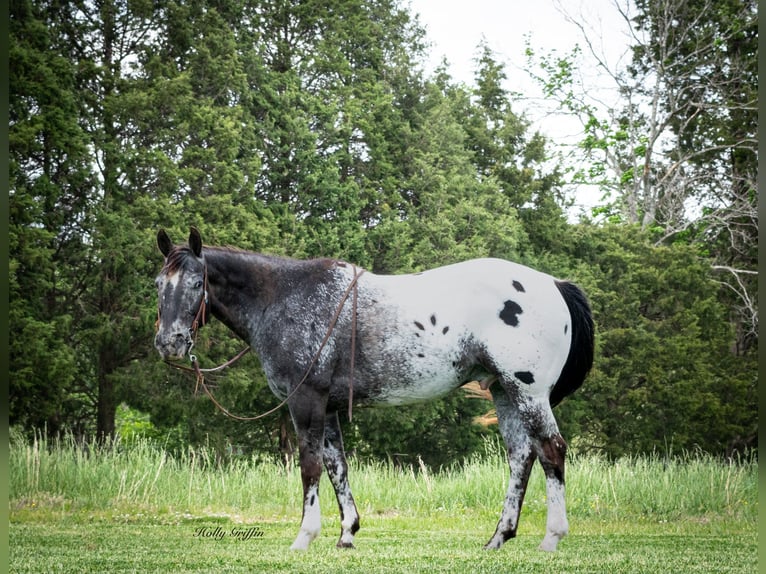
left=366, top=258, right=566, bottom=331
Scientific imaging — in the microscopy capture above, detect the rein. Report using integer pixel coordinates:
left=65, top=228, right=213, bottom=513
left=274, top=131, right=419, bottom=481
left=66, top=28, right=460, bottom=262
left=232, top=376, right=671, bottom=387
left=163, top=262, right=365, bottom=422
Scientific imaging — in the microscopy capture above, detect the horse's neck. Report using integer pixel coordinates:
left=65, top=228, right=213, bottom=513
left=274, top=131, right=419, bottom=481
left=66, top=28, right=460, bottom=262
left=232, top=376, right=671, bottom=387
left=204, top=249, right=279, bottom=341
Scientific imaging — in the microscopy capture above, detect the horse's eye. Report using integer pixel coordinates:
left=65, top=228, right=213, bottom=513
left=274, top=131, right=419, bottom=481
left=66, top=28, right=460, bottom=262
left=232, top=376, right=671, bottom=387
left=193, top=280, right=203, bottom=289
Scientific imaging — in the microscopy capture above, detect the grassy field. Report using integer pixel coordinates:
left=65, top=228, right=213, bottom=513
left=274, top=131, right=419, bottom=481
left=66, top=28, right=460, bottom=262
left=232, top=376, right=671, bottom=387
left=9, top=435, right=757, bottom=573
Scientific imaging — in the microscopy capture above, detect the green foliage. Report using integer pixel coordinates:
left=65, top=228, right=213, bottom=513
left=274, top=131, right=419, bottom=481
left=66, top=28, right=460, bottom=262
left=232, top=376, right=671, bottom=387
left=10, top=433, right=756, bottom=522
left=10, top=0, right=99, bottom=436
left=544, top=224, right=757, bottom=458
left=115, top=404, right=162, bottom=444
left=10, top=0, right=755, bottom=467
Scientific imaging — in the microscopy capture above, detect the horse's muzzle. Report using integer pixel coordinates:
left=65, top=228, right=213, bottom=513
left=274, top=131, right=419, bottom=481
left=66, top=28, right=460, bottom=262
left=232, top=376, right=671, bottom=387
left=154, top=331, right=192, bottom=361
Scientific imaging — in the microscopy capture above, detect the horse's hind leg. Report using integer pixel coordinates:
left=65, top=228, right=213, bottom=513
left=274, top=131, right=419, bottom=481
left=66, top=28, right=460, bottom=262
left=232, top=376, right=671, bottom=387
left=288, top=386, right=328, bottom=551
left=486, top=386, right=569, bottom=551
left=484, top=385, right=537, bottom=550
left=323, top=411, right=360, bottom=548
left=531, top=404, right=569, bottom=552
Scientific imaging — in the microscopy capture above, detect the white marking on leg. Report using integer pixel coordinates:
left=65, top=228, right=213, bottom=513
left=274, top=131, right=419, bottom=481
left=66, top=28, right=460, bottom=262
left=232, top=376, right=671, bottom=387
left=539, top=477, right=568, bottom=551
left=290, top=484, right=321, bottom=551
left=323, top=435, right=359, bottom=548
left=336, top=486, right=358, bottom=547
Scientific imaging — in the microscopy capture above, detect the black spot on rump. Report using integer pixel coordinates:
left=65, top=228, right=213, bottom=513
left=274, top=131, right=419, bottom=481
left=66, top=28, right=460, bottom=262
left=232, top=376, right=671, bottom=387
left=417, top=353, right=425, bottom=358
left=514, top=371, right=535, bottom=385
left=442, top=326, right=449, bottom=335
left=564, top=324, right=568, bottom=334
left=430, top=314, right=437, bottom=326
left=414, top=321, right=425, bottom=331
left=499, top=300, right=523, bottom=327
left=512, top=280, right=525, bottom=292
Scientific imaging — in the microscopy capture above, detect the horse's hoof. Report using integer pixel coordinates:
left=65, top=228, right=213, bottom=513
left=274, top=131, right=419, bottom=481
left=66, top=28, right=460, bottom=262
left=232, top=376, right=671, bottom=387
left=538, top=539, right=559, bottom=552
left=336, top=541, right=356, bottom=549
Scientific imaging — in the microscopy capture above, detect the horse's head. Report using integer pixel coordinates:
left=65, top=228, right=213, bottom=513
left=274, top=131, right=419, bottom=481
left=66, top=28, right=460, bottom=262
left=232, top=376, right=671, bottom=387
left=154, top=227, right=209, bottom=361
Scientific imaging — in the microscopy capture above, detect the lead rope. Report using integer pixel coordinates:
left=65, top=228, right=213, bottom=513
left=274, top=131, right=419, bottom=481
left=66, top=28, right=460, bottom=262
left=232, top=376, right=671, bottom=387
left=167, top=264, right=364, bottom=422
left=348, top=264, right=360, bottom=422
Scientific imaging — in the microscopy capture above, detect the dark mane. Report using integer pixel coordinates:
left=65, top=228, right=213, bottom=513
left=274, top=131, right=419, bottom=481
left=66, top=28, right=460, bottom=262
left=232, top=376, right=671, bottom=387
left=162, top=244, right=255, bottom=274
left=161, top=246, right=196, bottom=274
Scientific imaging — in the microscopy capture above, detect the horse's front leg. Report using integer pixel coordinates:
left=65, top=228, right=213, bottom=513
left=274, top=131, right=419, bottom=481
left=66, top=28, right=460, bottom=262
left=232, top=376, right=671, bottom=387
left=484, top=385, right=537, bottom=550
left=288, top=386, right=328, bottom=551
left=323, top=411, right=360, bottom=548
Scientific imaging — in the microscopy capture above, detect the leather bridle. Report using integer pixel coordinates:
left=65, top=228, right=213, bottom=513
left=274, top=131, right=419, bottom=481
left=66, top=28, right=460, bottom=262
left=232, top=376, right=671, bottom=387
left=186, top=264, right=209, bottom=364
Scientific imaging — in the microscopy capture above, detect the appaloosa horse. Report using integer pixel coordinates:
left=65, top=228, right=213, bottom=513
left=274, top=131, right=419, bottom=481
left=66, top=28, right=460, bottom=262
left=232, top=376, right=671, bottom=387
left=154, top=228, right=593, bottom=552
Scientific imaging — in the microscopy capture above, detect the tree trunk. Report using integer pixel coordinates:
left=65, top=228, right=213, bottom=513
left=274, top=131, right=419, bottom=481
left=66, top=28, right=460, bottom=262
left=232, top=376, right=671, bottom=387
left=96, top=345, right=117, bottom=442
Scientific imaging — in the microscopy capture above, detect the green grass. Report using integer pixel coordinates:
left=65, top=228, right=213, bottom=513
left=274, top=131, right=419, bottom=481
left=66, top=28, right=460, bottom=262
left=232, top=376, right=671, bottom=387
left=9, top=435, right=758, bottom=573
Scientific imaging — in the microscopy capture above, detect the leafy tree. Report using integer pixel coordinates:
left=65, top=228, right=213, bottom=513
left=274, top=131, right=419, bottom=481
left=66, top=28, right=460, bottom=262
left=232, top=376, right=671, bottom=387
left=10, top=0, right=755, bottom=466
left=10, top=0, right=97, bottom=436
left=550, top=224, right=757, bottom=458
left=628, top=0, right=758, bottom=355
left=525, top=0, right=757, bottom=355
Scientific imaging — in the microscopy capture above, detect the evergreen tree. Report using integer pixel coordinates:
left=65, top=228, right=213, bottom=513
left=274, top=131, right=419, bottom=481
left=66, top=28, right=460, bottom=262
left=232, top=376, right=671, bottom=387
left=550, top=224, right=757, bottom=458
left=10, top=0, right=756, bottom=463
left=464, top=44, right=568, bottom=256
left=10, top=0, right=98, bottom=436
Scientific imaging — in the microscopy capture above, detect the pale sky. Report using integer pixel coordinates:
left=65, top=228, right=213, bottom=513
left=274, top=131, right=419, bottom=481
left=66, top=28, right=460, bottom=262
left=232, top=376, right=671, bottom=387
left=406, top=0, right=634, bottom=215
left=408, top=0, right=630, bottom=86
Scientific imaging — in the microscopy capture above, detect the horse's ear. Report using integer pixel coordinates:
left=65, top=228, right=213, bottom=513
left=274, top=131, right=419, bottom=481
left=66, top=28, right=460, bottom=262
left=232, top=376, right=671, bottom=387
left=157, top=229, right=173, bottom=257
left=189, top=227, right=203, bottom=258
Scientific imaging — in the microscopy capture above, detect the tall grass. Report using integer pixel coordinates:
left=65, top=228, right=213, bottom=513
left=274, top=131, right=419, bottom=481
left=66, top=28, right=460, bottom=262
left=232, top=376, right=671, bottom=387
left=9, top=432, right=757, bottom=526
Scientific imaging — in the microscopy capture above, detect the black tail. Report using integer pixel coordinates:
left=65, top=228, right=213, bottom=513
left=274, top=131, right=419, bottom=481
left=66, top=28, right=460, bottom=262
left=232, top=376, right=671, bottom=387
left=550, top=280, right=594, bottom=408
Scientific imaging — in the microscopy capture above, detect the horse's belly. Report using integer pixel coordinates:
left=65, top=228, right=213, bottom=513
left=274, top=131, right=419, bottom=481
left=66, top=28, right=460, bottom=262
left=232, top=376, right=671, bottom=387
left=355, top=328, right=479, bottom=407
left=370, top=360, right=465, bottom=406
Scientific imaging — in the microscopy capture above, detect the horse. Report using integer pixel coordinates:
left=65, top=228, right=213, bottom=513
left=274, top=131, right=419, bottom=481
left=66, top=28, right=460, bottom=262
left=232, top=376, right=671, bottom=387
left=154, top=227, right=594, bottom=552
